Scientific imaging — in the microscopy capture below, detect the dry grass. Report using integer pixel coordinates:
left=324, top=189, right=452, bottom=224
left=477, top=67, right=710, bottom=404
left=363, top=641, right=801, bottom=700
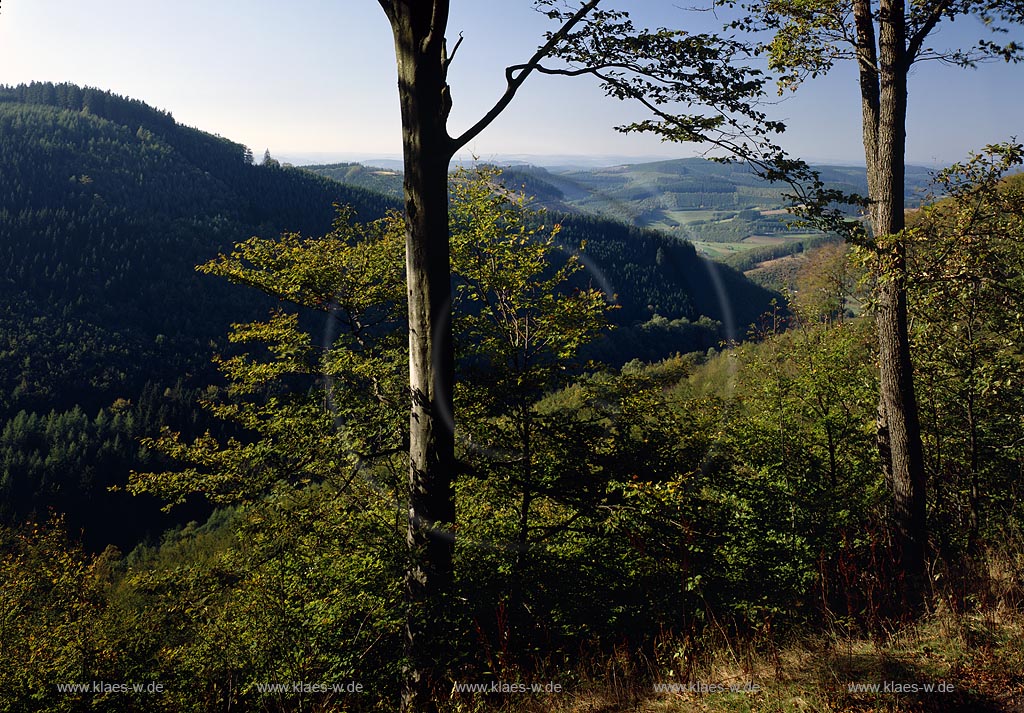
left=439, top=607, right=1024, bottom=713
left=439, top=547, right=1024, bottom=713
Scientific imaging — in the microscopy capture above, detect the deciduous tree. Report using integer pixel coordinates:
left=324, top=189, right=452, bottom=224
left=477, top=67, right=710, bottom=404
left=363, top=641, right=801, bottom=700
left=908, top=144, right=1024, bottom=557
left=449, top=169, right=612, bottom=647
left=727, top=0, right=1024, bottom=609
left=373, top=1, right=785, bottom=705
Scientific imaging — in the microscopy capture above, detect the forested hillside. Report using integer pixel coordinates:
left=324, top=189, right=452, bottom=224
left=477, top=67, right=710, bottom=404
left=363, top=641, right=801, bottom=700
left=4, top=158, right=1021, bottom=712
left=0, top=83, right=396, bottom=547
left=554, top=213, right=775, bottom=360
left=305, top=163, right=781, bottom=359
left=0, top=83, right=777, bottom=550
left=0, top=83, right=394, bottom=416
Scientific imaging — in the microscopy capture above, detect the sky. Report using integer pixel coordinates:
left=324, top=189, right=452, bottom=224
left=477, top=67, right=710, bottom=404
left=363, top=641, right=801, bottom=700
left=0, top=0, right=1021, bottom=167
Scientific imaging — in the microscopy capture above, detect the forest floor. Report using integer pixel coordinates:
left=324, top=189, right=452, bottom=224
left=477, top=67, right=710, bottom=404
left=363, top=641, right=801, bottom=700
left=445, top=607, right=1024, bottom=713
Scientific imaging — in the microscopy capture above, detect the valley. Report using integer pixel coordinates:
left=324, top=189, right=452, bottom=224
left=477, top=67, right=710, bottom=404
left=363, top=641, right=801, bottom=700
left=304, top=156, right=936, bottom=288
left=2, top=77, right=1021, bottom=713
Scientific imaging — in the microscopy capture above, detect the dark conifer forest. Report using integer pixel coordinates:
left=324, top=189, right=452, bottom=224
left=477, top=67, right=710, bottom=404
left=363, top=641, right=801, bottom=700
left=2, top=79, right=1024, bottom=713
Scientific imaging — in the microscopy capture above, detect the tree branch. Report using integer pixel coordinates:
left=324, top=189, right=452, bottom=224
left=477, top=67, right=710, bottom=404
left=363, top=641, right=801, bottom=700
left=443, top=32, right=464, bottom=75
left=905, top=0, right=955, bottom=68
left=450, top=0, right=602, bottom=151
left=509, top=60, right=681, bottom=86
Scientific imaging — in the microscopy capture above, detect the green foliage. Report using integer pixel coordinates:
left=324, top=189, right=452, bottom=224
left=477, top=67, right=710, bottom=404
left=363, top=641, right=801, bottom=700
left=788, top=241, right=859, bottom=324
left=0, top=503, right=403, bottom=711
left=122, top=169, right=619, bottom=700
left=730, top=0, right=1024, bottom=94
left=675, top=317, right=882, bottom=623
left=537, top=1, right=782, bottom=150
left=0, top=383, right=208, bottom=551
left=907, top=145, right=1024, bottom=555
left=11, top=154, right=1024, bottom=709
left=448, top=170, right=618, bottom=657
left=0, top=82, right=397, bottom=420
left=450, top=169, right=611, bottom=399
left=0, top=519, right=123, bottom=712
left=115, top=489, right=404, bottom=711
left=130, top=208, right=408, bottom=507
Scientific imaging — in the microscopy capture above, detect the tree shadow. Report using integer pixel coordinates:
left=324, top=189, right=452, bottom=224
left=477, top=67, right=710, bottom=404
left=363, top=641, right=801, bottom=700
left=826, top=650, right=1015, bottom=712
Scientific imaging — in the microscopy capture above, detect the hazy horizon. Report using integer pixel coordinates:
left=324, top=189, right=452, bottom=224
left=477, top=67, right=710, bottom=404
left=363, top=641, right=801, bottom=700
left=2, top=1, right=1021, bottom=168
left=280, top=151, right=944, bottom=172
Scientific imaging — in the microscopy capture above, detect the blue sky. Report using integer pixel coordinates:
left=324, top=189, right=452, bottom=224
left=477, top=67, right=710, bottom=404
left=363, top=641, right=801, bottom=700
left=0, top=0, right=1020, bottom=166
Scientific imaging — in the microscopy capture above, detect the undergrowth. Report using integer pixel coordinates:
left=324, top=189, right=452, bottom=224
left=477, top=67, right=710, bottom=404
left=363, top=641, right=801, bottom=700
left=440, top=546, right=1024, bottom=713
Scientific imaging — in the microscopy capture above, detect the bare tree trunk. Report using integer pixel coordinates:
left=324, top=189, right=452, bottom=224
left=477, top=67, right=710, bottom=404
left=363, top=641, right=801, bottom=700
left=857, top=0, right=928, bottom=612
left=381, top=2, right=458, bottom=709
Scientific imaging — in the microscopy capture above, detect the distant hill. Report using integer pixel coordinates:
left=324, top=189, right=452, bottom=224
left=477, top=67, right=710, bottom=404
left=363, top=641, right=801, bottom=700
left=492, top=159, right=935, bottom=264
left=307, top=157, right=937, bottom=275
left=0, top=83, right=397, bottom=548
left=299, top=162, right=404, bottom=198
left=0, top=82, right=396, bottom=416
left=0, top=82, right=777, bottom=550
left=492, top=157, right=933, bottom=217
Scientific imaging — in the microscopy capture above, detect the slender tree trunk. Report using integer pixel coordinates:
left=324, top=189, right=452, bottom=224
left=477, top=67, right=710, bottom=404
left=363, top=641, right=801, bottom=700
left=508, top=406, right=533, bottom=648
left=967, top=390, right=980, bottom=553
left=825, top=420, right=838, bottom=488
left=967, top=318, right=980, bottom=553
left=857, top=0, right=928, bottom=612
left=382, top=2, right=458, bottom=709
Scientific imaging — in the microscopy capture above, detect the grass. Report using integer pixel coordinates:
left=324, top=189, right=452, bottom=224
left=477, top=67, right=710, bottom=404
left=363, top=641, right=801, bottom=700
left=742, top=235, right=793, bottom=246
left=663, top=210, right=729, bottom=224
left=692, top=240, right=745, bottom=258
left=440, top=608, right=1024, bottom=713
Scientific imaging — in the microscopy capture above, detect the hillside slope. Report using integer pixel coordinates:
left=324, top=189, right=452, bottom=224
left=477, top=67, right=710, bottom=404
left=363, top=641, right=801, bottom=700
left=0, top=82, right=396, bottom=416
left=0, top=83, right=397, bottom=548
left=0, top=83, right=777, bottom=549
left=305, top=163, right=781, bottom=360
